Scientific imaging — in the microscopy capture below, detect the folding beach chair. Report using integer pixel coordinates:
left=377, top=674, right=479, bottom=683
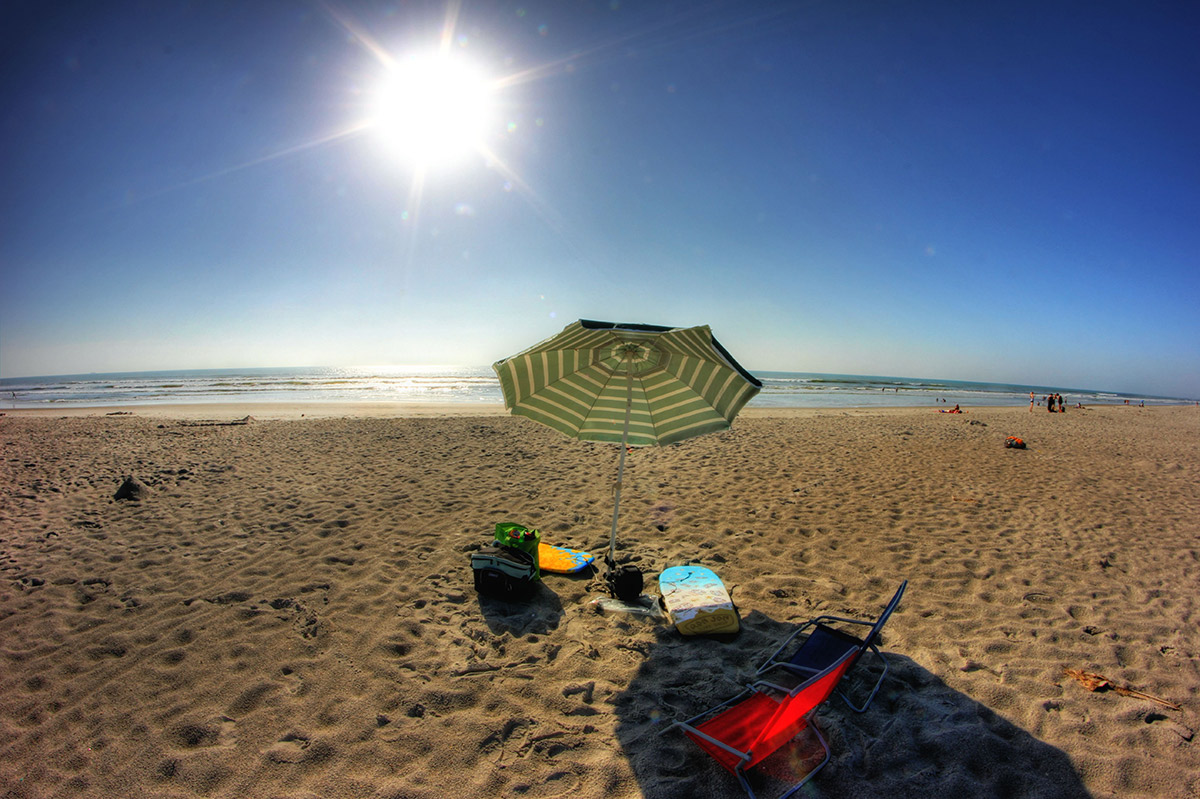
left=671, top=649, right=857, bottom=799
left=757, top=580, right=907, bottom=713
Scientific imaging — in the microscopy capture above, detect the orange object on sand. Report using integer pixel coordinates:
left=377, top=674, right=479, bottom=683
left=537, top=542, right=594, bottom=574
left=1063, top=668, right=1181, bottom=711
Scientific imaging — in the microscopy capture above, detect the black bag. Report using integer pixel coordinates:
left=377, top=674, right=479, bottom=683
left=605, top=564, right=644, bottom=601
left=472, top=544, right=536, bottom=600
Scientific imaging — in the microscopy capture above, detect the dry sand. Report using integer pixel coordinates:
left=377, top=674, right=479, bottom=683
left=1, top=404, right=1197, bottom=798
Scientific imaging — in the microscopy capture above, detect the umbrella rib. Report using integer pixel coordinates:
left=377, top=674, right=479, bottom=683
left=633, top=377, right=659, bottom=445
left=579, top=352, right=621, bottom=430
left=512, top=349, right=610, bottom=426
left=597, top=330, right=651, bottom=445
left=593, top=328, right=642, bottom=437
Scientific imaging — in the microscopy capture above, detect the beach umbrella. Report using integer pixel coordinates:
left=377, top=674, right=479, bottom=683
left=492, top=320, right=762, bottom=587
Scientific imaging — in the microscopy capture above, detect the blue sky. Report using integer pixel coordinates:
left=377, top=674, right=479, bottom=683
left=2, top=1, right=1197, bottom=398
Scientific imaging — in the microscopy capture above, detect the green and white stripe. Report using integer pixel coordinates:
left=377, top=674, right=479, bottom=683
left=493, top=321, right=761, bottom=447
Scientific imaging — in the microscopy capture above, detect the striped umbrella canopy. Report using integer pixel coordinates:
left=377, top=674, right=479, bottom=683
left=493, top=319, right=762, bottom=570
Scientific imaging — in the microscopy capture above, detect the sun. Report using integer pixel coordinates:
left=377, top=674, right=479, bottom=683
left=371, top=52, right=496, bottom=170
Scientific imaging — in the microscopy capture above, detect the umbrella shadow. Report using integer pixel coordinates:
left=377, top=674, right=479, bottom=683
left=476, top=581, right=566, bottom=636
left=614, top=610, right=1091, bottom=799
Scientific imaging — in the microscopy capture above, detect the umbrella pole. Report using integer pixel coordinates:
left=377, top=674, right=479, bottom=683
left=607, top=363, right=634, bottom=567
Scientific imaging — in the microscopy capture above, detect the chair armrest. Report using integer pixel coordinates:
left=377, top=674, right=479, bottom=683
left=752, top=661, right=823, bottom=695
left=757, top=619, right=819, bottom=673
left=670, top=720, right=752, bottom=764
left=811, top=615, right=874, bottom=628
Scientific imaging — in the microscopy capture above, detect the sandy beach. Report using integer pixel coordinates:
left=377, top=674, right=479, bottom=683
left=1, top=404, right=1197, bottom=798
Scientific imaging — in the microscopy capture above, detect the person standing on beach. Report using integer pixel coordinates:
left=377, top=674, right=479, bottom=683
left=1029, top=392, right=1035, bottom=412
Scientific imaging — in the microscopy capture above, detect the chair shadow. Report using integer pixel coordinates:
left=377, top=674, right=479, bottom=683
left=614, top=609, right=1091, bottom=799
left=476, top=580, right=566, bottom=636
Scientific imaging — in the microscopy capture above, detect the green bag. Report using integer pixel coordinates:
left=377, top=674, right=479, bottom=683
left=494, top=522, right=541, bottom=580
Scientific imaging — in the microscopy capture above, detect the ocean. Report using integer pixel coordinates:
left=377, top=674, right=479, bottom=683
left=0, top=366, right=1183, bottom=410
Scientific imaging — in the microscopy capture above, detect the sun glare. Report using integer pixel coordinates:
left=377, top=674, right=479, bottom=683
left=372, top=53, right=495, bottom=170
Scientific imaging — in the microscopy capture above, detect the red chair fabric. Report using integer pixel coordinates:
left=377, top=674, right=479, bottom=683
left=684, top=649, right=855, bottom=773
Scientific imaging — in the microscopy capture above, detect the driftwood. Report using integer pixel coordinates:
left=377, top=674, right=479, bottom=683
left=1063, top=667, right=1182, bottom=711
left=178, top=416, right=255, bottom=427
left=454, top=661, right=538, bottom=678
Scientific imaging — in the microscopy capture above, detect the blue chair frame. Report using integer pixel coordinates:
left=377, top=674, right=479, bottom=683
left=757, top=581, right=907, bottom=713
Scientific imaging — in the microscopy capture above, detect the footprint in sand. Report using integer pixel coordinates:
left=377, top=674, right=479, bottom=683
left=264, top=733, right=309, bottom=763
left=169, top=716, right=236, bottom=750
left=268, top=597, right=321, bottom=639
left=226, top=682, right=276, bottom=715
left=160, top=648, right=187, bottom=665
left=263, top=732, right=336, bottom=764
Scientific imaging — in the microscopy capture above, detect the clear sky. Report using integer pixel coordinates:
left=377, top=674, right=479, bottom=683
left=2, top=1, right=1198, bottom=398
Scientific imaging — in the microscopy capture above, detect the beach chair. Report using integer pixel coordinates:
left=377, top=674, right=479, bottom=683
left=757, top=580, right=907, bottom=713
left=671, top=649, right=857, bottom=799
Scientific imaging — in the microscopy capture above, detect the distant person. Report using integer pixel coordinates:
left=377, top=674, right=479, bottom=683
left=1047, top=395, right=1054, bottom=413
left=1029, top=391, right=1035, bottom=412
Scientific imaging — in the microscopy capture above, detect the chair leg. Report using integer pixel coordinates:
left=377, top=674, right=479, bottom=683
left=778, top=721, right=832, bottom=799
left=730, top=720, right=832, bottom=799
left=735, top=768, right=760, bottom=799
left=840, top=646, right=888, bottom=713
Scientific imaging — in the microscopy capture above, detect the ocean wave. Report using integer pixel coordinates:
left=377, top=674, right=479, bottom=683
left=2, top=367, right=1183, bottom=409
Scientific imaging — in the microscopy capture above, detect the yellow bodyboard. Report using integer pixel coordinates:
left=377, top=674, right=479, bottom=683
left=537, top=543, right=594, bottom=574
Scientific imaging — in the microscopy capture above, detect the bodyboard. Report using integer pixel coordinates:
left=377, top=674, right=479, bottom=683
left=538, top=543, right=594, bottom=574
left=659, top=565, right=739, bottom=635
